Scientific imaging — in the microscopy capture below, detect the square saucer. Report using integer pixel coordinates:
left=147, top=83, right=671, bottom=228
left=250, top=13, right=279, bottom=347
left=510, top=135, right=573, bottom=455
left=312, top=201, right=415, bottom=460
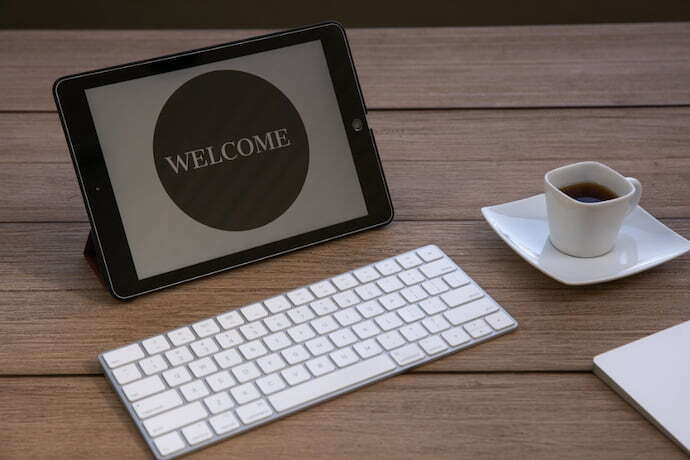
left=481, top=194, right=690, bottom=285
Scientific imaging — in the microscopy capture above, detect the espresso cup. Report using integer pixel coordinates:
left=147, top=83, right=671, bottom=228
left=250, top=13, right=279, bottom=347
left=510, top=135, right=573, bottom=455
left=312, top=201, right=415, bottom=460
left=544, top=161, right=642, bottom=257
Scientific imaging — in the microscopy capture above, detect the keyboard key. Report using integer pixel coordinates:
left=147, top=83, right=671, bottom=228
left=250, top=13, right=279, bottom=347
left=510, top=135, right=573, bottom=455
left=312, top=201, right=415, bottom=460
left=377, top=331, right=406, bottom=351
left=419, top=335, right=449, bottom=355
left=354, top=339, right=383, bottom=359
left=334, top=307, right=363, bottom=327
left=421, top=278, right=449, bottom=296
left=378, top=292, right=406, bottom=311
left=287, top=323, right=316, bottom=343
left=311, top=315, right=339, bottom=335
left=241, top=303, right=268, bottom=321
left=180, top=379, right=210, bottom=401
left=153, top=431, right=185, bottom=456
left=215, top=329, right=244, bottom=349
left=139, top=355, right=168, bottom=375
left=375, top=259, right=402, bottom=276
left=287, top=288, right=315, bottom=306
left=310, top=298, right=338, bottom=315
left=443, top=271, right=470, bottom=288
left=355, top=282, right=383, bottom=300
left=123, top=375, right=165, bottom=402
left=103, top=343, right=144, bottom=368
left=264, top=313, right=291, bottom=332
left=416, top=245, right=444, bottom=262
left=441, top=327, right=471, bottom=347
left=375, top=312, right=403, bottom=331
left=306, top=356, right=336, bottom=376
left=264, top=295, right=291, bottom=313
left=353, top=266, right=380, bottom=283
left=239, top=340, right=268, bottom=360
left=112, top=363, right=141, bottom=385
left=203, top=392, right=234, bottom=414
left=236, top=399, right=273, bottom=424
left=419, top=258, right=457, bottom=279
left=305, top=336, right=335, bottom=356
left=213, top=349, right=243, bottom=369
left=422, top=314, right=451, bottom=334
left=441, top=285, right=484, bottom=307
left=205, top=370, right=235, bottom=392
left=287, top=305, right=316, bottom=324
left=399, top=322, right=428, bottom=341
left=444, top=298, right=498, bottom=326
left=400, top=286, right=428, bottom=303
left=396, top=252, right=423, bottom=269
left=464, top=319, right=493, bottom=338
left=192, top=319, right=220, bottom=338
left=282, top=344, right=310, bottom=365
left=281, top=364, right=311, bottom=385
left=190, top=338, right=219, bottom=357
left=230, top=382, right=261, bottom=404
left=240, top=321, right=269, bottom=340
left=216, top=310, right=244, bottom=329
left=189, top=357, right=218, bottom=378
left=329, top=328, right=358, bottom=347
left=309, top=280, right=337, bottom=298
left=352, top=319, right=381, bottom=339
left=390, top=343, right=425, bottom=366
left=377, top=275, right=404, bottom=293
left=398, top=304, right=425, bottom=323
left=133, top=389, right=183, bottom=419
left=399, top=268, right=425, bottom=286
left=485, top=311, right=516, bottom=331
left=419, top=297, right=447, bottom=315
left=333, top=290, right=360, bottom=308
left=209, top=411, right=241, bottom=435
left=332, top=273, right=358, bottom=290
left=357, top=300, right=384, bottom=318
left=168, top=327, right=196, bottom=346
left=256, top=373, right=287, bottom=395
left=269, top=355, right=396, bottom=412
left=162, top=366, right=192, bottom=387
left=232, top=362, right=261, bottom=383
left=263, top=331, right=292, bottom=351
left=330, top=347, right=360, bottom=367
left=182, top=421, right=213, bottom=445
left=143, top=401, right=208, bottom=437
left=142, top=335, right=170, bottom=355
left=257, top=353, right=287, bottom=374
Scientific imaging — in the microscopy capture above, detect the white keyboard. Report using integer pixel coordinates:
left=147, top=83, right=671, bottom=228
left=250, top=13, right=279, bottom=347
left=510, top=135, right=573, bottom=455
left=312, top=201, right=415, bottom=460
left=100, top=245, right=517, bottom=459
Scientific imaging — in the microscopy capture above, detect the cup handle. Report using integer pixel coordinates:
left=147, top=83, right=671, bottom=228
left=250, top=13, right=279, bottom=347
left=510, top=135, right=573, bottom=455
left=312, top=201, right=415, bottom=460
left=626, top=177, right=642, bottom=215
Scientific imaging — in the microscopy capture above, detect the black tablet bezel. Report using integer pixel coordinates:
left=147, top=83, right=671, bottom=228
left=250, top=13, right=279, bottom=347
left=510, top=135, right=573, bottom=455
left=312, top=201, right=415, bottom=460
left=54, top=22, right=393, bottom=300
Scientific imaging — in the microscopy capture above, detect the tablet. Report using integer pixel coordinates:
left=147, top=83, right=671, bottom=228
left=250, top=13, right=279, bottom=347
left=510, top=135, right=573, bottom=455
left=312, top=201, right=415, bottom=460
left=54, top=22, right=393, bottom=300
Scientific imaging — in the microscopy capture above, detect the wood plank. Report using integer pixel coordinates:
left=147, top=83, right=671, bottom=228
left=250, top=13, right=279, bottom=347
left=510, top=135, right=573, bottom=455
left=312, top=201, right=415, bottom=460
left=1, top=23, right=690, bottom=111
left=0, top=374, right=682, bottom=459
left=1, top=108, right=690, bottom=222
left=1, top=221, right=687, bottom=375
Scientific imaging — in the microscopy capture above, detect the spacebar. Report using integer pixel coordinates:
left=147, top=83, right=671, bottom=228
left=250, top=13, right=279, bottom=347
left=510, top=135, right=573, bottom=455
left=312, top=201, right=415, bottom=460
left=268, top=354, right=397, bottom=412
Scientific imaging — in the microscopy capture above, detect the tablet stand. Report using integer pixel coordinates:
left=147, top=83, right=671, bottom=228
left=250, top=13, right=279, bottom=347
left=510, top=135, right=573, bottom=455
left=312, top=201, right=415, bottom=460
left=84, top=230, right=107, bottom=288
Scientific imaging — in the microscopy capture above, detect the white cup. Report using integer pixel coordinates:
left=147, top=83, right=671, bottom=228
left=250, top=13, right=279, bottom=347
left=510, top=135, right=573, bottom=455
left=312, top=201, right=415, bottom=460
left=544, top=161, right=642, bottom=258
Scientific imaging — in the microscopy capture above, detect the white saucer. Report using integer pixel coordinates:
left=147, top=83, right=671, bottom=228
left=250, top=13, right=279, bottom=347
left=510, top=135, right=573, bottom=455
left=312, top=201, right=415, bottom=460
left=481, top=194, right=690, bottom=285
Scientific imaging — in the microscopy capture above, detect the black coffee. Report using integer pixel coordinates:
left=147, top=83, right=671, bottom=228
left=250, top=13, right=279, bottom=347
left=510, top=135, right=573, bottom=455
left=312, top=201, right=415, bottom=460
left=559, top=181, right=618, bottom=203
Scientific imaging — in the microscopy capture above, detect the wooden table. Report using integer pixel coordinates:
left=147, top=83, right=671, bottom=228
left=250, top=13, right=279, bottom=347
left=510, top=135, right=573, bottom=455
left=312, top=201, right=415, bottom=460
left=1, top=23, right=689, bottom=459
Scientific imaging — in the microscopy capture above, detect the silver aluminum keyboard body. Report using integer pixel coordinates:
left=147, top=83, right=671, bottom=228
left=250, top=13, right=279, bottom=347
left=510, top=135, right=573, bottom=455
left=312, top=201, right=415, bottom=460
left=99, top=245, right=517, bottom=459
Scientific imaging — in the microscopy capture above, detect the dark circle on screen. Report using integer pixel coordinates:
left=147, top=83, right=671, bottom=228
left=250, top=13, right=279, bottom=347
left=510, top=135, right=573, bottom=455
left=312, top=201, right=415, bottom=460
left=153, top=70, right=309, bottom=231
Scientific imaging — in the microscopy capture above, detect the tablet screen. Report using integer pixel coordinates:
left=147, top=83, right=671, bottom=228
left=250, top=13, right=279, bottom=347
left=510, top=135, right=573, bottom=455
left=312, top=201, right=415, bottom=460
left=85, top=40, right=368, bottom=279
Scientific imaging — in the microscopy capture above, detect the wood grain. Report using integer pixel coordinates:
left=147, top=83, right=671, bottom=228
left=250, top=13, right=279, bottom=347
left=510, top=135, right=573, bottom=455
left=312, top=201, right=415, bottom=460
left=1, top=221, right=687, bottom=375
left=0, top=373, right=683, bottom=459
left=1, top=108, right=690, bottom=222
left=1, top=23, right=690, bottom=111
